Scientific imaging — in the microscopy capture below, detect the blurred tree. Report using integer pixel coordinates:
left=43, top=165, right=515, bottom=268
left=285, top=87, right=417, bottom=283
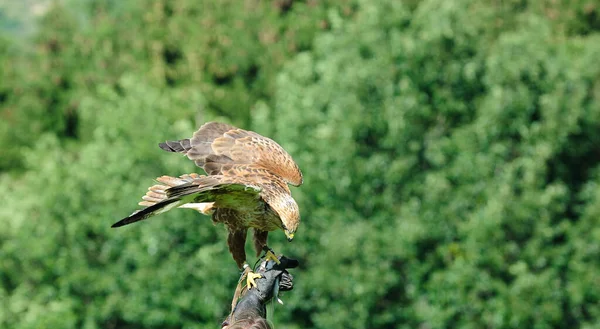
left=255, top=0, right=600, bottom=328
left=0, top=0, right=350, bottom=171
left=0, top=76, right=234, bottom=329
left=1, top=0, right=599, bottom=328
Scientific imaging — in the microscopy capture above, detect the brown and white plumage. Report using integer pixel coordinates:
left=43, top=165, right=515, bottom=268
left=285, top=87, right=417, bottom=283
left=112, top=122, right=303, bottom=270
left=159, top=122, right=302, bottom=186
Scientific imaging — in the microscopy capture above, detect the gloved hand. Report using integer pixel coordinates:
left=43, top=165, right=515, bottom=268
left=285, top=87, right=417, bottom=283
left=222, top=255, right=298, bottom=328
left=250, top=255, right=298, bottom=305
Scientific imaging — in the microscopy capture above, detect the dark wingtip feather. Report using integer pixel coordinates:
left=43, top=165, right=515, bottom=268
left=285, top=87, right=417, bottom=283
left=111, top=210, right=143, bottom=228
left=111, top=198, right=180, bottom=228
left=158, top=139, right=191, bottom=153
left=158, top=142, right=174, bottom=152
left=111, top=220, right=127, bottom=228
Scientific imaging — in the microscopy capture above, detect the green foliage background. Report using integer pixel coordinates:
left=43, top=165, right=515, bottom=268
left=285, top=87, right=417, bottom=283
left=1, top=0, right=599, bottom=328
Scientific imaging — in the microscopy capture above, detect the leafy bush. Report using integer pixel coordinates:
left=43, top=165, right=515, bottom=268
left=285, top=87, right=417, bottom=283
left=1, top=0, right=599, bottom=328
left=257, top=1, right=600, bottom=328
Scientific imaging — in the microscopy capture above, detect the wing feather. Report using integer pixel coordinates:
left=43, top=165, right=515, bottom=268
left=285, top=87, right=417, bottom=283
left=112, top=175, right=261, bottom=228
left=157, top=122, right=303, bottom=186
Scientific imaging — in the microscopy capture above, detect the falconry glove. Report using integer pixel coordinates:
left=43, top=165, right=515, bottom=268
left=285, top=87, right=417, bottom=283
left=224, top=255, right=298, bottom=326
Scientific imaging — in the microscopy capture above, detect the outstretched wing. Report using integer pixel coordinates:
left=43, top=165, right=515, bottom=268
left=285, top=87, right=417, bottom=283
left=158, top=122, right=303, bottom=186
left=112, top=175, right=261, bottom=228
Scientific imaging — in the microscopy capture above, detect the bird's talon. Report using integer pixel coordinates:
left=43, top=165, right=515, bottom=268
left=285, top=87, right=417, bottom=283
left=261, top=246, right=281, bottom=264
left=265, top=250, right=281, bottom=264
left=246, top=271, right=262, bottom=290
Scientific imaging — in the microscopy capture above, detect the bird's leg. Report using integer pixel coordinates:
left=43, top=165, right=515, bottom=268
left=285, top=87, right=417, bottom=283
left=231, top=264, right=250, bottom=311
left=262, top=245, right=281, bottom=264
left=232, top=262, right=262, bottom=310
left=242, top=263, right=262, bottom=290
left=228, top=228, right=260, bottom=289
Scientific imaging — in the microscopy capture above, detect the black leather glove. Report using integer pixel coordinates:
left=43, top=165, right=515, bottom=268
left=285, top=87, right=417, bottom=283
left=222, top=255, right=298, bottom=328
left=251, top=255, right=298, bottom=304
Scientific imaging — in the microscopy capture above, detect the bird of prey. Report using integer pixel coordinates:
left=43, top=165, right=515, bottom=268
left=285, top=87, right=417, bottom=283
left=112, top=122, right=303, bottom=289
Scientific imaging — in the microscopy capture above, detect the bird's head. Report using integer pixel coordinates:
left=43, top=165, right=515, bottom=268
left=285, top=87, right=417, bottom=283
left=271, top=194, right=300, bottom=242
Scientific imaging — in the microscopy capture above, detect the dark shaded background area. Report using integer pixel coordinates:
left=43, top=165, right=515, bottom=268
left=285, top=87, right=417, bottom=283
left=1, top=0, right=599, bottom=328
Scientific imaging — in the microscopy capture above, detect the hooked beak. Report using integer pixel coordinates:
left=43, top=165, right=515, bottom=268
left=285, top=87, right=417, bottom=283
left=285, top=231, right=294, bottom=242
